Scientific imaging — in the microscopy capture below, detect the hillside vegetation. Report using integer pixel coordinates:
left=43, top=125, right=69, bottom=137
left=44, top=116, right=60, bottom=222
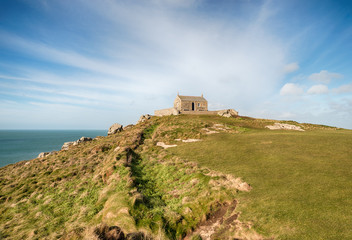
left=1, top=114, right=351, bottom=239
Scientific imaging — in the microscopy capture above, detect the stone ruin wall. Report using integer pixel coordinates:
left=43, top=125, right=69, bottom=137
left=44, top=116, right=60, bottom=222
left=180, top=110, right=218, bottom=115
left=154, top=108, right=180, bottom=117
left=154, top=108, right=225, bottom=116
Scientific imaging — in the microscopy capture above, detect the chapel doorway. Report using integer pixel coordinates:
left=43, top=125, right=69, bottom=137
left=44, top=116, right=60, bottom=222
left=192, top=102, right=195, bottom=111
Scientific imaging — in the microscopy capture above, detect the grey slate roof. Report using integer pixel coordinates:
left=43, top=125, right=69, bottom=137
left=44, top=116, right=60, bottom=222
left=177, top=95, right=207, bottom=102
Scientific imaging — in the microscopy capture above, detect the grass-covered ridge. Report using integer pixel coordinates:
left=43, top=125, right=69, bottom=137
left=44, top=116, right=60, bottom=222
left=0, top=115, right=257, bottom=239
left=0, top=114, right=351, bottom=239
left=167, top=116, right=352, bottom=239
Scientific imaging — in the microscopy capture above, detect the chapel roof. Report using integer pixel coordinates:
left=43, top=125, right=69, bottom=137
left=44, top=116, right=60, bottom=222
left=177, top=95, right=207, bottom=102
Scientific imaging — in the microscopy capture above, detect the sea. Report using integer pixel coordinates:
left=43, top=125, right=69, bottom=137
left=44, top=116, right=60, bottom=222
left=0, top=130, right=106, bottom=168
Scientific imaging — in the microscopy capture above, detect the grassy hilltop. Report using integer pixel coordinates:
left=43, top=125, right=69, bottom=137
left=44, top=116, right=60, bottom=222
left=1, top=115, right=352, bottom=239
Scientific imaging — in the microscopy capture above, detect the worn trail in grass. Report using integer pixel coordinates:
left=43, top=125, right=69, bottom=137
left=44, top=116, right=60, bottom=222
left=170, top=129, right=352, bottom=239
left=2, top=113, right=350, bottom=239
left=0, top=115, right=259, bottom=239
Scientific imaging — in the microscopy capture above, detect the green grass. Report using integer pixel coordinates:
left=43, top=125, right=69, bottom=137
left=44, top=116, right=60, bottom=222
left=1, top=114, right=350, bottom=239
left=169, top=129, right=352, bottom=239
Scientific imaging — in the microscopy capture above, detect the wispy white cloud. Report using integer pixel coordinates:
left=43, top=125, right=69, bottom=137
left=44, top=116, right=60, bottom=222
left=0, top=75, right=30, bottom=81
left=332, top=83, right=352, bottom=93
left=150, top=0, right=200, bottom=8
left=2, top=1, right=351, bottom=129
left=0, top=1, right=289, bottom=114
left=308, top=70, right=343, bottom=84
left=283, top=62, right=299, bottom=73
left=280, top=83, right=304, bottom=96
left=307, top=84, right=329, bottom=94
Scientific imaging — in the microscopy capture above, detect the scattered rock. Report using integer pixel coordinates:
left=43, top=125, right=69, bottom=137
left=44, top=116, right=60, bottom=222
left=61, top=137, right=93, bottom=150
left=213, top=123, right=229, bottom=130
left=202, top=128, right=219, bottom=135
left=190, top=178, right=199, bottom=186
left=182, top=139, right=201, bottom=143
left=137, top=114, right=151, bottom=124
left=217, top=109, right=238, bottom=118
left=108, top=123, right=123, bottom=135
left=73, top=137, right=92, bottom=146
left=77, top=136, right=92, bottom=143
left=114, top=146, right=121, bottom=152
left=37, top=152, right=52, bottom=158
left=175, top=138, right=181, bottom=141
left=156, top=142, right=177, bottom=149
left=266, top=123, right=304, bottom=131
left=61, top=141, right=74, bottom=150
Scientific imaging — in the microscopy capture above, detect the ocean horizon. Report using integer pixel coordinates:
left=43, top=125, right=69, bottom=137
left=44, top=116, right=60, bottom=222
left=0, top=130, right=106, bottom=168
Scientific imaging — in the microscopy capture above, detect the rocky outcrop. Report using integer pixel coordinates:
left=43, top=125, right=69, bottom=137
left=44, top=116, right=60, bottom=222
left=61, top=137, right=93, bottom=150
left=61, top=141, right=74, bottom=150
left=37, top=152, right=52, bottom=158
left=137, top=114, right=151, bottom=124
left=217, top=109, right=239, bottom=118
left=266, top=123, right=304, bottom=131
left=108, top=123, right=123, bottom=135
left=154, top=108, right=179, bottom=117
left=73, top=137, right=92, bottom=146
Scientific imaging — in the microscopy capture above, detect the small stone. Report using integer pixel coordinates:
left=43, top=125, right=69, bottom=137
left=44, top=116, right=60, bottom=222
left=37, top=152, right=51, bottom=158
left=190, top=178, right=199, bottom=185
left=266, top=123, right=304, bottom=131
left=137, top=114, right=152, bottom=124
left=183, top=207, right=192, bottom=215
left=156, top=142, right=177, bottom=149
left=78, top=137, right=92, bottom=143
left=217, top=109, right=239, bottom=118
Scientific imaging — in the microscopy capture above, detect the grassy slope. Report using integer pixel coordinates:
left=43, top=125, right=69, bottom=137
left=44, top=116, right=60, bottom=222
left=0, top=116, right=257, bottom=239
left=168, top=116, right=352, bottom=239
left=1, top=114, right=351, bottom=239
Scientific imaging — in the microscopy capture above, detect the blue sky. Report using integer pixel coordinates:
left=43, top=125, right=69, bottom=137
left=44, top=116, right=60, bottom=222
left=0, top=0, right=352, bottom=129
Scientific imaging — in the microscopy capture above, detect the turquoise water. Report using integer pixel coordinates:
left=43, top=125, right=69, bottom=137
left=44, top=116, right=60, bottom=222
left=0, top=130, right=106, bottom=168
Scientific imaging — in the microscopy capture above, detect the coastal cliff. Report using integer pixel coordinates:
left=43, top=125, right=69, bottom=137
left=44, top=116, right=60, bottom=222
left=1, top=114, right=351, bottom=239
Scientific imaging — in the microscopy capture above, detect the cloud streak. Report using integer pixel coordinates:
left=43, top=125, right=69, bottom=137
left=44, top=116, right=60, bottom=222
left=1, top=1, right=352, bottom=129
left=308, top=70, right=343, bottom=84
left=0, top=1, right=289, bottom=113
left=280, top=83, right=304, bottom=96
left=307, top=84, right=329, bottom=94
left=284, top=62, right=299, bottom=73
